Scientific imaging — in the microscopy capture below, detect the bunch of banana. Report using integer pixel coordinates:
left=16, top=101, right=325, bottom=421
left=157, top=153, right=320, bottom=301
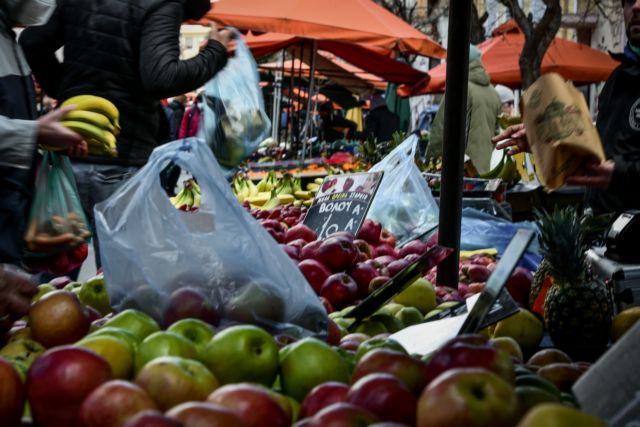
left=233, top=173, right=324, bottom=209
left=59, top=95, right=121, bottom=157
left=232, top=174, right=259, bottom=203
left=497, top=113, right=522, bottom=130
left=256, top=171, right=278, bottom=193
left=170, top=179, right=201, bottom=212
left=480, top=152, right=520, bottom=186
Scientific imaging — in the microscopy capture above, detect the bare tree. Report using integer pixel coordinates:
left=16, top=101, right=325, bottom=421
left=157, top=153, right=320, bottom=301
left=498, top=0, right=563, bottom=89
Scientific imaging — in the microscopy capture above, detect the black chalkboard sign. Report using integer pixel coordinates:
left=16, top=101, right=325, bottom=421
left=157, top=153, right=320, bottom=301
left=303, top=172, right=383, bottom=240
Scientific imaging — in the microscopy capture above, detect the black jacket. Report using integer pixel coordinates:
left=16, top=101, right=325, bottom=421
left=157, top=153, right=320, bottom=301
left=19, top=0, right=228, bottom=166
left=586, top=49, right=640, bottom=214
left=166, top=99, right=186, bottom=141
left=364, top=106, right=400, bottom=143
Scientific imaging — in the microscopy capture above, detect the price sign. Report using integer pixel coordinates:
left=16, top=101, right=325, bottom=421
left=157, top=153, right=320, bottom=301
left=303, top=172, right=383, bottom=240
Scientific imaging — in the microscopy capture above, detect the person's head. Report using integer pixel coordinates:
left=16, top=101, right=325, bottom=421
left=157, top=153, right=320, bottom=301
left=495, top=85, right=515, bottom=115
left=624, top=0, right=640, bottom=47
left=183, top=0, right=211, bottom=21
left=2, top=0, right=56, bottom=26
left=174, top=94, right=187, bottom=105
left=369, top=94, right=387, bottom=111
left=319, top=102, right=333, bottom=121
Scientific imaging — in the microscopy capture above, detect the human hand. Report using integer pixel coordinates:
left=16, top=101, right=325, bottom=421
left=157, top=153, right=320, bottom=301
left=38, top=106, right=88, bottom=157
left=565, top=160, right=614, bottom=190
left=206, top=21, right=232, bottom=49
left=492, top=124, right=530, bottom=155
left=0, top=264, right=37, bottom=331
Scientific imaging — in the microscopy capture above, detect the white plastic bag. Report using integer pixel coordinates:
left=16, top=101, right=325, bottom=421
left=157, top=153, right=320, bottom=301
left=94, top=138, right=326, bottom=338
left=200, top=32, right=270, bottom=170
left=368, top=134, right=439, bottom=241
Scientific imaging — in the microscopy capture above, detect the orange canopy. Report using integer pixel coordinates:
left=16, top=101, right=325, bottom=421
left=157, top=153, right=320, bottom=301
left=402, top=20, right=620, bottom=95
left=206, top=0, right=445, bottom=58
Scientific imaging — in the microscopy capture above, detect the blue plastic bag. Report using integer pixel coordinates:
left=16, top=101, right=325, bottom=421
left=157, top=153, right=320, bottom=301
left=200, top=32, right=270, bottom=172
left=94, top=138, right=326, bottom=338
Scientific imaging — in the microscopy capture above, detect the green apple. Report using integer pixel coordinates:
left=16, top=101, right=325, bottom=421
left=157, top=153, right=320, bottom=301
left=369, top=313, right=403, bottom=333
left=515, top=386, right=560, bottom=418
left=78, top=275, right=112, bottom=316
left=492, top=308, right=544, bottom=354
left=76, top=334, right=134, bottom=379
left=63, top=281, right=82, bottom=296
left=134, top=331, right=197, bottom=374
left=516, top=403, right=607, bottom=427
left=354, top=337, right=407, bottom=361
left=135, top=356, right=219, bottom=411
left=436, top=301, right=461, bottom=310
left=279, top=337, right=350, bottom=401
left=32, top=284, right=55, bottom=304
left=103, top=309, right=160, bottom=342
left=491, top=336, right=524, bottom=361
left=167, top=318, right=215, bottom=357
left=0, top=338, right=45, bottom=367
left=201, top=325, right=279, bottom=387
left=395, top=306, right=424, bottom=328
left=334, top=317, right=354, bottom=330
left=424, top=308, right=444, bottom=321
left=375, top=302, right=404, bottom=317
left=394, top=278, right=436, bottom=315
left=89, top=326, right=140, bottom=351
left=354, top=319, right=387, bottom=337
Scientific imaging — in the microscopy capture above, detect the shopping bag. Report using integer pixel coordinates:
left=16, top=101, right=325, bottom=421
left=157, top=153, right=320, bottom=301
left=200, top=31, right=271, bottom=171
left=368, top=134, right=439, bottom=242
left=23, top=152, right=90, bottom=274
left=95, top=138, right=327, bottom=338
left=521, top=73, right=605, bottom=191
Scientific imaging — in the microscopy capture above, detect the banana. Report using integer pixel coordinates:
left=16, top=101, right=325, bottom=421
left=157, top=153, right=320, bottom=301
left=62, top=121, right=117, bottom=153
left=314, top=178, right=324, bottom=185
left=498, top=154, right=519, bottom=185
left=261, top=190, right=280, bottom=210
left=247, top=179, right=259, bottom=197
left=86, top=138, right=117, bottom=157
left=275, top=175, right=293, bottom=196
left=61, top=95, right=120, bottom=129
left=293, top=200, right=302, bottom=207
left=192, top=192, right=201, bottom=210
left=246, top=194, right=270, bottom=206
left=306, top=183, right=320, bottom=192
left=294, top=190, right=312, bottom=200
left=256, top=175, right=272, bottom=193
left=277, top=194, right=294, bottom=205
left=63, top=110, right=118, bottom=134
left=293, top=177, right=302, bottom=193
left=302, top=199, right=313, bottom=207
left=480, top=152, right=505, bottom=179
left=497, top=114, right=522, bottom=130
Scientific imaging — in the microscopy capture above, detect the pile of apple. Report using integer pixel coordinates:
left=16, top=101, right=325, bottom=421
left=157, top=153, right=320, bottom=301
left=0, top=285, right=604, bottom=427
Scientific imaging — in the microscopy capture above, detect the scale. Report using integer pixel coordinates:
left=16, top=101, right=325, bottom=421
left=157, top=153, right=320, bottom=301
left=605, top=210, right=640, bottom=264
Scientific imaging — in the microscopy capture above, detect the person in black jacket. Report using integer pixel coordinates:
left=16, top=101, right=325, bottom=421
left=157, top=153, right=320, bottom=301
left=318, top=101, right=357, bottom=143
left=19, top=0, right=231, bottom=266
left=493, top=0, right=640, bottom=215
left=363, top=95, right=400, bottom=143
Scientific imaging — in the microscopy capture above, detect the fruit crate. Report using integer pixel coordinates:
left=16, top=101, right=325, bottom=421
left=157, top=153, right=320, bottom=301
left=423, top=173, right=507, bottom=203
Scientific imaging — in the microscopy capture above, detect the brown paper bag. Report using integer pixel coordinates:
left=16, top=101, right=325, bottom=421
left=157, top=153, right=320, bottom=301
left=522, top=73, right=605, bottom=191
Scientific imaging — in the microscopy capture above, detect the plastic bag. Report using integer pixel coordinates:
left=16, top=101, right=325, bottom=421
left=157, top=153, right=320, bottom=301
left=368, top=134, right=439, bottom=242
left=95, top=138, right=326, bottom=338
left=23, top=152, right=90, bottom=274
left=200, top=32, right=271, bottom=172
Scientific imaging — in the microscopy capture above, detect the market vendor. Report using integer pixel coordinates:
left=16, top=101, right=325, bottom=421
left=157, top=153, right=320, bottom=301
left=492, top=0, right=640, bottom=215
left=363, top=94, right=400, bottom=143
left=318, top=101, right=357, bottom=143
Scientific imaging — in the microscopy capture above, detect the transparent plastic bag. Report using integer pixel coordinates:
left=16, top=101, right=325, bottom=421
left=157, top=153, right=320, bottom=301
left=95, top=138, right=326, bottom=338
left=23, top=152, right=90, bottom=274
left=200, top=32, right=271, bottom=171
left=368, top=134, right=439, bottom=242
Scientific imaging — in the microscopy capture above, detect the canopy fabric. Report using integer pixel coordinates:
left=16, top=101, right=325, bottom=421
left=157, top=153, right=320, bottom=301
left=206, top=0, right=446, bottom=58
left=400, top=20, right=620, bottom=95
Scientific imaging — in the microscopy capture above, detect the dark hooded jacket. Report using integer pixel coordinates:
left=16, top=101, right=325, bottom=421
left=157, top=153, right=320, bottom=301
left=585, top=46, right=640, bottom=214
left=19, top=0, right=227, bottom=166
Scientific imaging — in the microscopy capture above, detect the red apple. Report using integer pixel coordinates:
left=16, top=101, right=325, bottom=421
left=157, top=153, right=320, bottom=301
left=468, top=282, right=486, bottom=294
left=397, top=240, right=428, bottom=258
left=162, top=287, right=220, bottom=328
left=347, top=373, right=416, bottom=425
left=374, top=244, right=397, bottom=258
left=285, top=224, right=318, bottom=243
left=379, top=229, right=397, bottom=247
left=316, top=237, right=358, bottom=272
left=300, top=240, right=323, bottom=260
left=84, top=306, right=102, bottom=323
left=386, top=259, right=411, bottom=278
left=122, top=411, right=183, bottom=427
left=287, top=238, right=309, bottom=250
left=505, top=267, right=533, bottom=307
left=349, top=263, right=379, bottom=298
left=424, top=335, right=515, bottom=386
left=280, top=244, right=300, bottom=261
left=298, top=260, right=333, bottom=294
left=77, top=380, right=157, bottom=427
left=352, top=349, right=430, bottom=396
left=327, top=231, right=355, bottom=242
left=373, top=255, right=397, bottom=269
left=417, top=368, right=517, bottom=427
left=260, top=219, right=285, bottom=234
left=357, top=219, right=382, bottom=245
left=166, top=402, right=246, bottom=427
left=0, top=357, right=24, bottom=427
left=364, top=259, right=389, bottom=277
left=26, top=346, right=112, bottom=427
left=368, top=276, right=390, bottom=294
left=29, top=290, right=91, bottom=348
left=320, top=273, right=358, bottom=310
left=339, top=333, right=371, bottom=352
left=353, top=239, right=374, bottom=261
left=300, top=382, right=350, bottom=419
left=265, top=227, right=284, bottom=243
left=319, top=296, right=334, bottom=314
left=308, top=402, right=378, bottom=427
left=467, top=264, right=491, bottom=283
left=207, top=383, right=290, bottom=427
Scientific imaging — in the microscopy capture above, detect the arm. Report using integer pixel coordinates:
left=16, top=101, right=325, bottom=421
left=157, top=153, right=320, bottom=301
left=0, top=265, right=37, bottom=333
left=426, top=102, right=445, bottom=161
left=139, top=3, right=229, bottom=99
left=0, top=117, right=39, bottom=169
left=18, top=5, right=65, bottom=98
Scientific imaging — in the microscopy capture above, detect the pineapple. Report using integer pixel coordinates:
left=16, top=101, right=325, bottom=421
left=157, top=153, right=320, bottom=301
left=536, top=207, right=612, bottom=361
left=529, top=258, right=550, bottom=309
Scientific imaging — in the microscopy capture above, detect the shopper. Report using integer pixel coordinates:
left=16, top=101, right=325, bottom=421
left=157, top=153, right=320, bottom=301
left=363, top=94, right=401, bottom=143
left=318, top=101, right=357, bottom=143
left=179, top=94, right=203, bottom=139
left=166, top=94, right=187, bottom=141
left=428, top=45, right=502, bottom=174
left=493, top=0, right=640, bottom=214
left=1, top=0, right=88, bottom=265
left=495, top=84, right=516, bottom=117
left=0, top=264, right=37, bottom=333
left=19, top=0, right=232, bottom=266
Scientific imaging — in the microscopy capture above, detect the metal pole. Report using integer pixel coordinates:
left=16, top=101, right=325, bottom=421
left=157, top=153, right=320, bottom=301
left=271, top=52, right=284, bottom=142
left=436, top=0, right=472, bottom=287
left=301, top=40, right=318, bottom=163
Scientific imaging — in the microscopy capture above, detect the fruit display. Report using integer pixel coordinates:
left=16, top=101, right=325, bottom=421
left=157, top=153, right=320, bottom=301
left=233, top=172, right=322, bottom=209
left=60, top=95, right=120, bottom=157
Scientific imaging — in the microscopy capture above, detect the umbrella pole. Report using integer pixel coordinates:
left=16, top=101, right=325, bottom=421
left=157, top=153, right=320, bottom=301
left=271, top=52, right=285, bottom=142
left=301, top=40, right=318, bottom=163
left=436, top=0, right=472, bottom=288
